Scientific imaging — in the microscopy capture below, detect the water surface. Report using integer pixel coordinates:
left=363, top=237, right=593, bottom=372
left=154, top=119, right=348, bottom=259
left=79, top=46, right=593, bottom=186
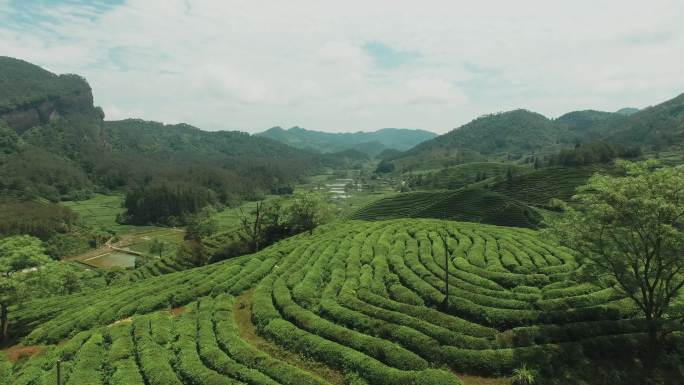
left=85, top=252, right=137, bottom=268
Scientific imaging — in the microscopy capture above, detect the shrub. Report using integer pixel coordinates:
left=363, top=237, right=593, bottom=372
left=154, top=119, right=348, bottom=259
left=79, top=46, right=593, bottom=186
left=510, top=363, right=536, bottom=385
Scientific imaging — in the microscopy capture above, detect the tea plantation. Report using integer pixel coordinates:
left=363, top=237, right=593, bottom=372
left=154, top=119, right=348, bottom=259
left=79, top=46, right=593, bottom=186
left=3, top=219, right=681, bottom=384
left=350, top=190, right=542, bottom=228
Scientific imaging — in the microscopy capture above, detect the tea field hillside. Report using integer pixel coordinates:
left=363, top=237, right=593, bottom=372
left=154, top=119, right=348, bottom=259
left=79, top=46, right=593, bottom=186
left=403, top=162, right=529, bottom=191
left=486, top=167, right=599, bottom=208
left=349, top=190, right=542, bottom=228
left=348, top=166, right=624, bottom=227
left=4, top=219, right=680, bottom=385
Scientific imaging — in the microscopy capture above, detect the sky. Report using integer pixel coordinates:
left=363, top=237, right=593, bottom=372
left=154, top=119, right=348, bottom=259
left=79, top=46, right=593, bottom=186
left=1, top=0, right=683, bottom=134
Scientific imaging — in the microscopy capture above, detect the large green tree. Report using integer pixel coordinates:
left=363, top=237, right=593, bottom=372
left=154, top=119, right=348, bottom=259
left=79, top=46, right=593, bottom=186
left=547, top=161, right=684, bottom=370
left=0, top=235, right=52, bottom=341
left=148, top=239, right=167, bottom=258
left=287, top=193, right=331, bottom=235
left=185, top=207, right=218, bottom=242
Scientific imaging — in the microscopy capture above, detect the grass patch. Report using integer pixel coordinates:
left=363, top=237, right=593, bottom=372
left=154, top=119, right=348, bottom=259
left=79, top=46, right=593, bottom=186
left=458, top=374, right=510, bottom=385
left=62, top=194, right=185, bottom=261
left=62, top=193, right=132, bottom=233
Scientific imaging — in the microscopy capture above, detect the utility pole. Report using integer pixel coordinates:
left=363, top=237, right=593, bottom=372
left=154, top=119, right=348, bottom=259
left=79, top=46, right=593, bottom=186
left=440, top=230, right=450, bottom=309
left=57, top=359, right=62, bottom=385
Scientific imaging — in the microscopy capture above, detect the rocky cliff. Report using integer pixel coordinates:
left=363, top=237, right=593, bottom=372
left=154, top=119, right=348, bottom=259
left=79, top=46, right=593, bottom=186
left=0, top=57, right=96, bottom=133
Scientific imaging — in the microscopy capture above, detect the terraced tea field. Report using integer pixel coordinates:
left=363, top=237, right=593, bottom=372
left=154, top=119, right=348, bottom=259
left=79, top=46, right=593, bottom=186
left=4, top=219, right=680, bottom=384
left=405, top=162, right=528, bottom=190
left=350, top=190, right=541, bottom=228
left=348, top=191, right=449, bottom=220
left=487, top=167, right=597, bottom=208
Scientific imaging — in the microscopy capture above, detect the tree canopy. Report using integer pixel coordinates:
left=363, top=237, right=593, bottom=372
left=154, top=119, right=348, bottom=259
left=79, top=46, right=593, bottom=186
left=0, top=235, right=52, bottom=274
left=286, top=193, right=331, bottom=235
left=122, top=184, right=218, bottom=226
left=547, top=161, right=684, bottom=370
left=0, top=235, right=53, bottom=341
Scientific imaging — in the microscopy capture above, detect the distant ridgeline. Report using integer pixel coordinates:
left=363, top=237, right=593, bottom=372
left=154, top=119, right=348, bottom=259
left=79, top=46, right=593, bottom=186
left=0, top=56, right=327, bottom=206
left=359, top=95, right=684, bottom=226
left=256, top=126, right=437, bottom=157
left=386, top=93, right=684, bottom=170
left=357, top=101, right=683, bottom=226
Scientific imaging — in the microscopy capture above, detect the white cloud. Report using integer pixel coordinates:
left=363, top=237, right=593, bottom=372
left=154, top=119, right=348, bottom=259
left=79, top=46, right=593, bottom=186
left=405, top=77, right=468, bottom=105
left=0, top=0, right=683, bottom=133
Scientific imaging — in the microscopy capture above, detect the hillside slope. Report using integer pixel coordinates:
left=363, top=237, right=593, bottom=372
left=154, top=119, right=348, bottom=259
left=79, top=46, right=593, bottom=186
left=104, top=119, right=310, bottom=159
left=351, top=166, right=615, bottom=227
left=401, top=109, right=561, bottom=157
left=553, top=95, right=684, bottom=148
left=555, top=110, right=627, bottom=142
left=608, top=92, right=684, bottom=147
left=0, top=57, right=316, bottom=202
left=0, top=56, right=93, bottom=120
left=404, top=162, right=527, bottom=190
left=390, top=93, right=684, bottom=171
left=8, top=219, right=677, bottom=384
left=257, top=126, right=437, bottom=156
left=350, top=189, right=542, bottom=228
left=488, top=167, right=598, bottom=207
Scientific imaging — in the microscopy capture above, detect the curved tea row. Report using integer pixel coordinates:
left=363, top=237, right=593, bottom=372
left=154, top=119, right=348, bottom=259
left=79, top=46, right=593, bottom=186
left=6, top=219, right=659, bottom=384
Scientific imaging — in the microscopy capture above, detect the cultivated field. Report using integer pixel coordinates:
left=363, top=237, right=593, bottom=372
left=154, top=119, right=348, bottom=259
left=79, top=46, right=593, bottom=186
left=61, top=194, right=185, bottom=264
left=5, top=219, right=671, bottom=385
left=487, top=167, right=597, bottom=207
left=350, top=190, right=541, bottom=228
left=61, top=194, right=133, bottom=234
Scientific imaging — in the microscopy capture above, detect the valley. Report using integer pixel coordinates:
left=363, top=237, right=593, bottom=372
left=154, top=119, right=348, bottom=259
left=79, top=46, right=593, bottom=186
left=1, top=50, right=684, bottom=385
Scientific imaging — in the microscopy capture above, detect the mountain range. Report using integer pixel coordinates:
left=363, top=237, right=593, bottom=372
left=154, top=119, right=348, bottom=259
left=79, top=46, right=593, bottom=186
left=256, top=126, right=437, bottom=156
left=4, top=55, right=684, bottom=198
left=390, top=93, right=684, bottom=169
left=0, top=57, right=318, bottom=202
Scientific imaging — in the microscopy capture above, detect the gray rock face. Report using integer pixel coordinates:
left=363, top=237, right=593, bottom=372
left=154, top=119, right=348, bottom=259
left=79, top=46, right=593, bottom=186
left=1, top=89, right=93, bottom=133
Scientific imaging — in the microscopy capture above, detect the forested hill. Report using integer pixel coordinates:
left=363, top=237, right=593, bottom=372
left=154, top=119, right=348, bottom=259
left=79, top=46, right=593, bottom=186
left=608, top=92, right=684, bottom=147
left=554, top=94, right=684, bottom=148
left=389, top=109, right=563, bottom=169
left=0, top=56, right=316, bottom=203
left=555, top=110, right=628, bottom=141
left=104, top=119, right=310, bottom=158
left=554, top=95, right=684, bottom=147
left=389, top=93, right=684, bottom=169
left=256, top=126, right=437, bottom=156
left=406, top=109, right=559, bottom=156
left=0, top=56, right=92, bottom=113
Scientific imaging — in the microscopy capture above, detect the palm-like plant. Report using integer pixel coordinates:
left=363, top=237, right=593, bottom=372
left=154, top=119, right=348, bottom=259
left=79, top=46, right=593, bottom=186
left=511, top=363, right=535, bottom=385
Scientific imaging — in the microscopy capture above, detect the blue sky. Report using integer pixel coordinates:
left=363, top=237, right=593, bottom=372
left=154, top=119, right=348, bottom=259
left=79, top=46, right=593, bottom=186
left=1, top=0, right=123, bottom=29
left=1, top=0, right=683, bottom=133
left=362, top=42, right=420, bottom=70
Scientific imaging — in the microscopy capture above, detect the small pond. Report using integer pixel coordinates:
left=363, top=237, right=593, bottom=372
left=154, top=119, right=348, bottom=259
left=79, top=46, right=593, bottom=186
left=325, top=178, right=361, bottom=199
left=85, top=252, right=137, bottom=268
